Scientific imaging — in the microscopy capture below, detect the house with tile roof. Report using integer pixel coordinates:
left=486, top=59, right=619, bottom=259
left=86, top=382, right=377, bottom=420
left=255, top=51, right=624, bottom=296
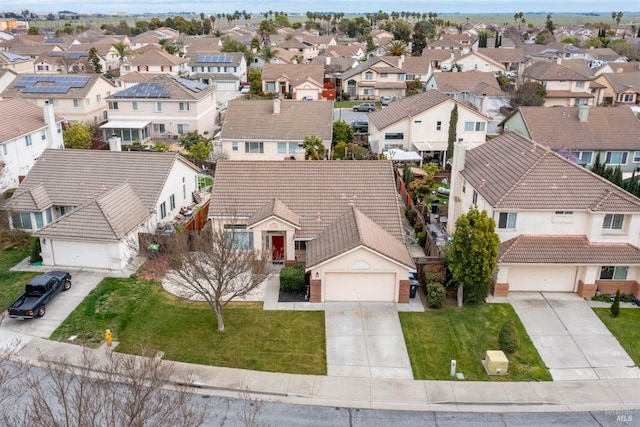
left=209, top=160, right=415, bottom=303
left=1, top=73, right=117, bottom=125
left=102, top=74, right=217, bottom=143
left=218, top=98, right=333, bottom=160
left=424, top=71, right=510, bottom=117
left=276, top=38, right=319, bottom=62
left=522, top=59, right=603, bottom=106
left=477, top=48, right=526, bottom=76
left=500, top=105, right=640, bottom=176
left=594, top=72, right=640, bottom=106
left=120, top=49, right=188, bottom=76
left=3, top=149, right=202, bottom=270
left=261, top=63, right=325, bottom=100
left=32, top=51, right=94, bottom=74
left=0, top=99, right=64, bottom=191
left=0, top=50, right=34, bottom=73
left=453, top=51, right=509, bottom=74
left=367, top=90, right=488, bottom=165
left=186, top=52, right=247, bottom=91
left=341, top=56, right=407, bottom=100
left=447, top=131, right=640, bottom=298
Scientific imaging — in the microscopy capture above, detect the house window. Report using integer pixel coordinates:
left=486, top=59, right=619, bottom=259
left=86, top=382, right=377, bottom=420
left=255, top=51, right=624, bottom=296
left=179, top=102, right=190, bottom=111
left=232, top=142, right=238, bottom=151
left=384, top=133, right=404, bottom=140
left=11, top=213, right=32, bottom=230
left=132, top=101, right=142, bottom=111
left=576, top=81, right=584, bottom=88
left=224, top=225, right=254, bottom=249
left=436, top=121, right=442, bottom=131
left=60, top=207, right=66, bottom=215
left=170, top=194, right=176, bottom=211
left=574, top=151, right=593, bottom=166
left=602, top=214, right=623, bottom=230
left=472, top=190, right=478, bottom=205
left=41, top=130, right=46, bottom=140
left=85, top=99, right=90, bottom=106
left=2, top=144, right=7, bottom=156
left=599, top=266, right=628, bottom=280
left=45, top=208, right=52, bottom=223
left=464, top=121, right=486, bottom=132
left=365, top=71, right=373, bottom=80
left=153, top=102, right=162, bottom=112
left=108, top=101, right=118, bottom=110
left=498, top=212, right=517, bottom=229
left=277, top=143, right=287, bottom=154
left=73, top=99, right=81, bottom=107
left=177, top=124, right=189, bottom=134
left=605, top=151, right=627, bottom=165
left=619, top=93, right=634, bottom=102
left=34, top=212, right=43, bottom=229
left=266, top=82, right=276, bottom=92
left=634, top=151, right=640, bottom=163
left=25, top=135, right=32, bottom=147
left=97, top=94, right=102, bottom=103
left=245, top=142, right=264, bottom=153
left=160, top=202, right=167, bottom=219
left=397, top=74, right=405, bottom=81
left=153, top=123, right=165, bottom=133
left=294, top=240, right=308, bottom=250
left=380, top=73, right=388, bottom=77
left=554, top=211, right=573, bottom=216
left=363, top=88, right=374, bottom=95
left=182, top=177, right=186, bottom=200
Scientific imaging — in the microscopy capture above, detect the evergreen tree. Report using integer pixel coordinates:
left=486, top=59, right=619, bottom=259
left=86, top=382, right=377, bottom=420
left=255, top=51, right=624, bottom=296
left=447, top=104, right=458, bottom=164
left=591, top=153, right=605, bottom=176
left=610, top=289, right=620, bottom=317
left=88, top=47, right=102, bottom=74
left=611, top=165, right=623, bottom=187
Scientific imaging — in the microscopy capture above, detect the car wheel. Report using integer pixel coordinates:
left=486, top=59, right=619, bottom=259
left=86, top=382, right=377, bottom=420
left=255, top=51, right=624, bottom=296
left=37, top=305, right=46, bottom=318
left=63, top=280, right=71, bottom=291
left=368, top=108, right=373, bottom=112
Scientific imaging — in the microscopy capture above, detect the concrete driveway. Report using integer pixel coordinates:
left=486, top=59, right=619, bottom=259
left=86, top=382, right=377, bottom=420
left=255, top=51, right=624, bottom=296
left=508, top=292, right=640, bottom=381
left=324, top=302, right=414, bottom=380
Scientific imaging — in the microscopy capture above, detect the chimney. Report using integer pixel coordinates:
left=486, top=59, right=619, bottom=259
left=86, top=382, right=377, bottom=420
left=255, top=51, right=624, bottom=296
left=43, top=100, right=55, bottom=126
left=108, top=134, right=122, bottom=151
left=325, top=55, right=330, bottom=66
left=398, top=54, right=405, bottom=67
left=452, top=138, right=466, bottom=173
left=273, top=98, right=280, bottom=114
left=556, top=57, right=562, bottom=65
left=43, top=101, right=58, bottom=149
left=578, top=105, right=589, bottom=122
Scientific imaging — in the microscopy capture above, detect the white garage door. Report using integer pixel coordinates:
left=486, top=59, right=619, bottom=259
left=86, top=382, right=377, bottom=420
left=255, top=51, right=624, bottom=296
left=215, top=81, right=238, bottom=91
left=508, top=266, right=576, bottom=292
left=324, top=272, right=396, bottom=302
left=51, top=240, right=112, bottom=269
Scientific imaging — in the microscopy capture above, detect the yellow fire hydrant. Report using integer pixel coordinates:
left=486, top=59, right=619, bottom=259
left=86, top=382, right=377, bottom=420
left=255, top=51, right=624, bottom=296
left=105, top=329, right=113, bottom=347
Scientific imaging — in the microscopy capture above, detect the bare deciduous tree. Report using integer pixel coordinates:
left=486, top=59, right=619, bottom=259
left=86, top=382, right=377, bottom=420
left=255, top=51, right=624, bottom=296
left=165, top=220, right=271, bottom=331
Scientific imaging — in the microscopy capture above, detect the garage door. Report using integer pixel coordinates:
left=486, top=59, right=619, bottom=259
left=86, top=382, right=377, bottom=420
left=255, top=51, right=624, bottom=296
left=508, top=266, right=576, bottom=292
left=324, top=272, right=396, bottom=302
left=215, top=81, right=238, bottom=91
left=51, top=240, right=112, bottom=269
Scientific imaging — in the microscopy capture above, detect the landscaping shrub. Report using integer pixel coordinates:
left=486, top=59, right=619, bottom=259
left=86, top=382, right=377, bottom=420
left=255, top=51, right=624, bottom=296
left=280, top=265, right=306, bottom=292
left=426, top=283, right=446, bottom=308
left=499, top=319, right=520, bottom=354
left=422, top=263, right=446, bottom=286
left=610, top=289, right=620, bottom=317
left=416, top=231, right=426, bottom=247
left=30, top=237, right=42, bottom=263
left=0, top=229, right=32, bottom=251
left=405, top=207, right=417, bottom=227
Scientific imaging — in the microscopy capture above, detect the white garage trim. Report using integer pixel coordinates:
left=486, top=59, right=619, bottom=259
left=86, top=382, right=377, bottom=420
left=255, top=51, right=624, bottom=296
left=324, top=272, right=397, bottom=302
left=507, top=265, right=577, bottom=292
left=49, top=240, right=113, bottom=269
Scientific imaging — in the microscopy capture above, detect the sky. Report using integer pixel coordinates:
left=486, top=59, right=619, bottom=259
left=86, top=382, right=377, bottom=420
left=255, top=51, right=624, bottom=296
left=2, top=0, right=639, bottom=15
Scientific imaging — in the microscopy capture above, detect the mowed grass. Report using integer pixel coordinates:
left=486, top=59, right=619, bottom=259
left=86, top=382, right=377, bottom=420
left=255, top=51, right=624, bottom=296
left=0, top=249, right=38, bottom=311
left=51, top=277, right=326, bottom=375
left=400, top=303, right=551, bottom=381
left=594, top=308, right=640, bottom=367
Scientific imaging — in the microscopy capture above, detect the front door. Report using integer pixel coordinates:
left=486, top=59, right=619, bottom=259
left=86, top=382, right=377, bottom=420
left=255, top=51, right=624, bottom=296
left=272, top=235, right=284, bottom=263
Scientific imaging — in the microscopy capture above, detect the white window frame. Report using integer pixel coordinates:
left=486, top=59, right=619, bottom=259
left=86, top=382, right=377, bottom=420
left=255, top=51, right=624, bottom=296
left=605, top=151, right=628, bottom=165
left=25, top=135, right=32, bottom=147
left=179, top=102, right=190, bottom=111
left=633, top=151, right=640, bottom=163
left=153, top=102, right=162, bottom=112
left=602, top=214, right=624, bottom=230
left=599, top=266, right=628, bottom=280
left=497, top=212, right=517, bottom=229
left=245, top=142, right=264, bottom=154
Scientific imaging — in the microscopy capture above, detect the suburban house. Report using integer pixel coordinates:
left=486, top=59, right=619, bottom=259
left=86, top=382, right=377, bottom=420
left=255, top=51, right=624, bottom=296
left=217, top=98, right=333, bottom=160
left=0, top=99, right=64, bottom=191
left=594, top=72, right=640, bottom=106
left=120, top=49, right=188, bottom=76
left=367, top=90, right=488, bottom=165
left=261, top=64, right=325, bottom=100
left=0, top=51, right=34, bottom=73
left=322, top=44, right=366, bottom=60
left=521, top=59, right=603, bottom=106
left=453, top=51, right=506, bottom=74
left=341, top=56, right=407, bottom=100
left=1, top=73, right=117, bottom=125
left=209, top=160, right=416, bottom=303
left=500, top=105, right=640, bottom=176
left=447, top=131, right=640, bottom=298
left=32, top=51, right=92, bottom=74
left=276, top=38, right=319, bottom=62
left=3, top=149, right=202, bottom=270
left=424, top=71, right=510, bottom=118
left=477, top=47, right=526, bottom=76
left=102, top=74, right=217, bottom=143
left=186, top=52, right=247, bottom=91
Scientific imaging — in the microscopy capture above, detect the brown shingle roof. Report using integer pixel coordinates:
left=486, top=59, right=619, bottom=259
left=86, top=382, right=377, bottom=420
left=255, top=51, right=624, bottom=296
left=498, top=235, right=640, bottom=264
left=248, top=198, right=300, bottom=228
left=220, top=99, right=333, bottom=141
left=210, top=161, right=405, bottom=241
left=431, top=71, right=507, bottom=96
left=477, top=48, right=526, bottom=64
left=0, top=98, right=61, bottom=142
left=306, top=206, right=413, bottom=269
left=125, top=49, right=187, bottom=66
left=523, top=60, right=592, bottom=81
left=261, top=64, right=324, bottom=88
left=514, top=106, right=640, bottom=151
left=461, top=131, right=640, bottom=211
left=601, top=72, right=640, bottom=94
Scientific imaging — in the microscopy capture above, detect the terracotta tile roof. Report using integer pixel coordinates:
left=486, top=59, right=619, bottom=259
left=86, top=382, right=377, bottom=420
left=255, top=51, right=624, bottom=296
left=220, top=99, right=333, bottom=141
left=513, top=106, right=640, bottom=151
left=461, top=131, right=640, bottom=211
left=601, top=72, right=640, bottom=94
left=125, top=49, right=187, bottom=66
left=431, top=71, right=507, bottom=97
left=5, top=149, right=200, bottom=213
left=36, top=181, right=151, bottom=241
left=498, top=235, right=640, bottom=264
left=401, top=56, right=431, bottom=74
left=0, top=98, right=61, bottom=142
left=248, top=198, right=300, bottom=228
left=341, top=57, right=398, bottom=80
left=306, top=206, right=413, bottom=269
left=477, top=48, right=526, bottom=64
left=209, top=160, right=405, bottom=241
left=523, top=60, right=592, bottom=81
left=261, top=64, right=325, bottom=88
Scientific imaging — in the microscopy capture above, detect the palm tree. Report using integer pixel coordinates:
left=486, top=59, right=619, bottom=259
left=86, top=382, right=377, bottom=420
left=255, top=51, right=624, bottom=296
left=302, top=135, right=326, bottom=160
left=385, top=40, right=409, bottom=56
left=112, top=41, right=130, bottom=64
left=260, top=45, right=279, bottom=63
left=259, top=19, right=275, bottom=46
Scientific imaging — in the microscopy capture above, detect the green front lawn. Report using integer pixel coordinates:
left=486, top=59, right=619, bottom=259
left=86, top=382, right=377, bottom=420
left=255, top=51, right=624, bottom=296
left=400, top=304, right=551, bottom=381
left=594, top=308, right=640, bottom=367
left=0, top=249, right=38, bottom=310
left=51, top=277, right=326, bottom=375
left=334, top=101, right=381, bottom=109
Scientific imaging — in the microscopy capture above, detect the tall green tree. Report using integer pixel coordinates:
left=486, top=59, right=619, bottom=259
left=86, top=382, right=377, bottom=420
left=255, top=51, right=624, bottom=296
left=448, top=207, right=499, bottom=305
left=112, top=41, right=130, bottom=64
left=302, top=135, right=326, bottom=160
left=446, top=104, right=458, bottom=163
left=332, top=119, right=354, bottom=146
left=88, top=47, right=102, bottom=74
left=384, top=40, right=409, bottom=56
left=62, top=122, right=93, bottom=149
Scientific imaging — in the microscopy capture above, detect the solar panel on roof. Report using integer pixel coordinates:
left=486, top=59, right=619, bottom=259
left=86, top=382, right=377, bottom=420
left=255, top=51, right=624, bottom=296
left=1, top=52, right=30, bottom=62
left=15, top=75, right=91, bottom=93
left=45, top=38, right=64, bottom=43
left=114, top=82, right=171, bottom=98
left=196, top=54, right=233, bottom=63
left=171, top=76, right=208, bottom=93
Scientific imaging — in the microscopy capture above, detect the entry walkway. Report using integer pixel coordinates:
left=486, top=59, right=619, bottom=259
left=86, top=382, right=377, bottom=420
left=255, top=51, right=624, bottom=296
left=508, top=292, right=640, bottom=381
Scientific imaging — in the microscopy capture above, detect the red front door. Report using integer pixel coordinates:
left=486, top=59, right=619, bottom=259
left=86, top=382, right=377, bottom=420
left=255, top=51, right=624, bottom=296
left=272, top=235, right=284, bottom=262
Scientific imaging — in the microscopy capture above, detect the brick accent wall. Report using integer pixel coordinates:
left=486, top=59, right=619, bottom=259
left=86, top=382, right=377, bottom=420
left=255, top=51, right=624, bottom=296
left=577, top=280, right=597, bottom=298
left=595, top=280, right=640, bottom=297
left=284, top=260, right=298, bottom=267
left=398, top=279, right=410, bottom=303
left=309, top=279, right=321, bottom=303
left=493, top=283, right=509, bottom=297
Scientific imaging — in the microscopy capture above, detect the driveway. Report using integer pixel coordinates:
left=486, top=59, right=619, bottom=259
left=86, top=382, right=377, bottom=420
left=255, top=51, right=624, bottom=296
left=324, top=302, right=414, bottom=379
left=508, top=292, right=640, bottom=381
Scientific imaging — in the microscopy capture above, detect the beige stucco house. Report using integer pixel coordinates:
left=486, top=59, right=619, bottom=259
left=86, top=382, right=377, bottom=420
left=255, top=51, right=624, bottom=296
left=341, top=56, right=407, bottom=100
left=594, top=72, right=640, bottom=106
left=120, top=49, right=189, bottom=76
left=261, top=63, right=325, bottom=100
